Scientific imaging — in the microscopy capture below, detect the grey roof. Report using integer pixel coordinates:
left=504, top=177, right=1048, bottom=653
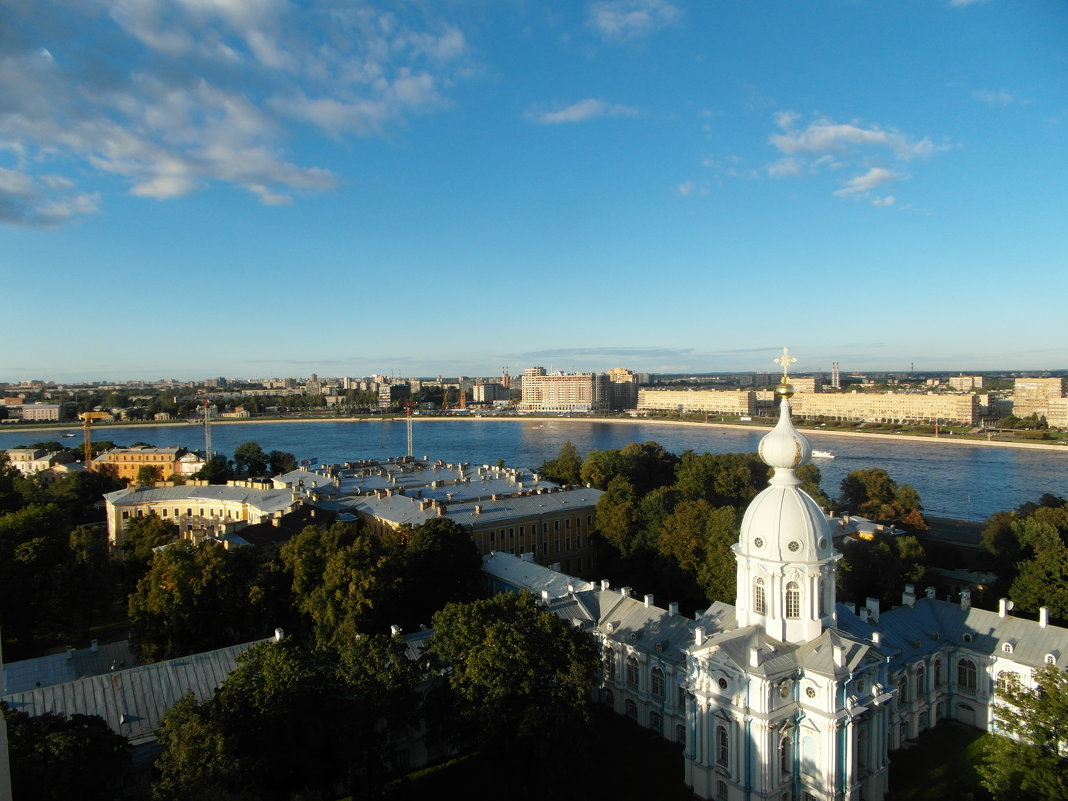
left=3, top=641, right=136, bottom=695
left=1, top=638, right=271, bottom=745
left=483, top=552, right=595, bottom=599
left=837, top=596, right=1068, bottom=671
left=105, top=484, right=297, bottom=515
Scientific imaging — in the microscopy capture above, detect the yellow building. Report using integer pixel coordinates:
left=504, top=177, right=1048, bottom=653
left=1012, top=377, right=1067, bottom=420
left=92, top=446, right=187, bottom=483
left=789, top=391, right=979, bottom=425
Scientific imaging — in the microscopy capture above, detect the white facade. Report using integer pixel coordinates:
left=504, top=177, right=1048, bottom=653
left=489, top=377, right=1068, bottom=800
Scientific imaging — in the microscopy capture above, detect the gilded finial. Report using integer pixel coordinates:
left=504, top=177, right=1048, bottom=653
left=774, top=347, right=797, bottom=398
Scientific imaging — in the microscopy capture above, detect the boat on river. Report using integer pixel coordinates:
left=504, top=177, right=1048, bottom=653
left=812, top=449, right=834, bottom=460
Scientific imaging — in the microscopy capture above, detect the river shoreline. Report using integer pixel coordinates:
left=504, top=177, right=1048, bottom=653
left=6, top=414, right=1068, bottom=453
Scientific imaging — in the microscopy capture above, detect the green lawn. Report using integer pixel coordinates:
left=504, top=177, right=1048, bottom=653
left=887, top=721, right=993, bottom=801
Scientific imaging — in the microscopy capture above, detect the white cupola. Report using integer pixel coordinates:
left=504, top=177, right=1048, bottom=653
left=732, top=349, right=841, bottom=644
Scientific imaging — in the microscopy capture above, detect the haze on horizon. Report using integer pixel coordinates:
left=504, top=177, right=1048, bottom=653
left=2, top=1, right=1066, bottom=383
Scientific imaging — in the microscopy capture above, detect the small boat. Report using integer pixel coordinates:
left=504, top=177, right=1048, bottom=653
left=62, top=433, right=76, bottom=437
left=812, top=450, right=834, bottom=460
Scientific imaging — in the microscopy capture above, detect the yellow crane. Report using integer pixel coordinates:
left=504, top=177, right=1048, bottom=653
left=77, top=411, right=111, bottom=467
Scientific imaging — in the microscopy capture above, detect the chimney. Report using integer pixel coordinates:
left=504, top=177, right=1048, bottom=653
left=567, top=582, right=575, bottom=594
left=541, top=589, right=550, bottom=602
left=749, top=647, right=760, bottom=667
left=960, top=589, right=972, bottom=610
left=859, top=607, right=870, bottom=624
left=865, top=597, right=880, bottom=623
left=695, top=627, right=705, bottom=647
left=925, top=587, right=936, bottom=599
left=1040, top=606, right=1050, bottom=628
left=902, top=586, right=916, bottom=608
left=390, top=624, right=402, bottom=637
left=644, top=594, right=654, bottom=608
left=274, top=628, right=284, bottom=642
left=872, top=631, right=881, bottom=645
left=999, top=598, right=1014, bottom=618
left=669, top=601, right=679, bottom=617
left=620, top=586, right=632, bottom=598
left=833, top=645, right=845, bottom=668
left=65, top=646, right=73, bottom=660
left=474, top=505, right=482, bottom=514
left=91, top=639, right=99, bottom=653
left=601, top=579, right=611, bottom=591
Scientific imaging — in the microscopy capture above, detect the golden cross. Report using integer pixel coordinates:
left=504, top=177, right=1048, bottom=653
left=774, top=347, right=796, bottom=381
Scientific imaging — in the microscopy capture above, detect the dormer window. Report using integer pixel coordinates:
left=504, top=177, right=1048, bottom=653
left=1002, top=642, right=1013, bottom=654
left=962, top=633, right=973, bottom=643
left=1046, top=654, right=1057, bottom=666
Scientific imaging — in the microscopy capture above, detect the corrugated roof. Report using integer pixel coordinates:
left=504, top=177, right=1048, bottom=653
left=3, top=640, right=136, bottom=695
left=1, top=638, right=270, bottom=745
left=105, top=484, right=297, bottom=515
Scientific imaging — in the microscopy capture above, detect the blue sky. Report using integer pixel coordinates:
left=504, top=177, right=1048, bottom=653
left=2, top=0, right=1066, bottom=382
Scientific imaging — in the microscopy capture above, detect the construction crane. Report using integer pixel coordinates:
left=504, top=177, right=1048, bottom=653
left=77, top=411, right=111, bottom=466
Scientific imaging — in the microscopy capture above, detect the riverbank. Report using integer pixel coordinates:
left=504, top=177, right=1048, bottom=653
left=5, top=414, right=1068, bottom=453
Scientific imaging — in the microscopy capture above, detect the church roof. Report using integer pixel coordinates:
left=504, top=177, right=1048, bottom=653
left=838, top=597, right=1068, bottom=671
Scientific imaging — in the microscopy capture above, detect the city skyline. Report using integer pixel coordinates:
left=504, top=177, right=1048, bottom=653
left=3, top=1, right=1067, bottom=382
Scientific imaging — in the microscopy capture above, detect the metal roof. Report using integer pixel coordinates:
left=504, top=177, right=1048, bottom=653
left=1, top=638, right=271, bottom=745
left=3, top=640, right=136, bottom=695
left=105, top=484, right=297, bottom=515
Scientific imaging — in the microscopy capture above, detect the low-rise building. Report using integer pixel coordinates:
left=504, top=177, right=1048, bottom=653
left=103, top=481, right=302, bottom=549
left=789, top=390, right=979, bottom=425
left=92, top=446, right=188, bottom=483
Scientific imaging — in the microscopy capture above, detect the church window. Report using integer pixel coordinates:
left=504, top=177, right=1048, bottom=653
left=785, top=582, right=801, bottom=618
left=914, top=666, right=925, bottom=698
left=650, top=711, right=663, bottom=733
left=779, top=735, right=792, bottom=777
left=897, top=675, right=907, bottom=704
left=934, top=659, right=942, bottom=686
left=626, top=656, right=639, bottom=690
left=818, top=578, right=827, bottom=616
left=754, top=537, right=764, bottom=548
left=625, top=699, right=637, bottom=718
left=652, top=667, right=665, bottom=699
left=958, top=659, right=977, bottom=691
left=678, top=685, right=688, bottom=709
left=603, top=648, right=615, bottom=682
left=754, top=578, right=767, bottom=615
left=676, top=724, right=687, bottom=744
left=1002, top=642, right=1013, bottom=654
left=716, top=725, right=729, bottom=766
left=718, top=677, right=729, bottom=691
left=788, top=540, right=801, bottom=552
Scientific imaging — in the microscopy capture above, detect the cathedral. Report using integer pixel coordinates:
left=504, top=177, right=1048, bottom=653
left=486, top=355, right=1068, bottom=801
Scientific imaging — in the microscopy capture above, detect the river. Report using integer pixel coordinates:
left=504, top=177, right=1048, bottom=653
left=2, top=418, right=1066, bottom=522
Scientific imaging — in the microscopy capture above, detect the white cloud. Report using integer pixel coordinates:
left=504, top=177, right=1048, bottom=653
left=770, top=115, right=939, bottom=161
left=949, top=0, right=985, bottom=7
left=972, top=89, right=1021, bottom=106
left=588, top=0, right=681, bottom=43
left=762, top=112, right=946, bottom=205
left=525, top=98, right=639, bottom=125
left=833, top=167, right=898, bottom=197
left=676, top=180, right=707, bottom=197
left=0, top=0, right=472, bottom=226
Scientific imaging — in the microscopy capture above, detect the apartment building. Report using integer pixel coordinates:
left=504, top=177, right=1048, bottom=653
left=636, top=388, right=757, bottom=417
left=1012, top=377, right=1067, bottom=419
left=519, top=367, right=609, bottom=413
left=789, top=391, right=979, bottom=425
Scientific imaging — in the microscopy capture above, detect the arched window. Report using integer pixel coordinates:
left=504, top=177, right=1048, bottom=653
left=717, top=724, right=729, bottom=766
left=914, top=665, right=925, bottom=699
left=818, top=578, right=826, bottom=616
left=996, top=671, right=1018, bottom=694
left=779, top=734, right=792, bottom=778
left=626, top=656, right=639, bottom=690
left=754, top=577, right=767, bottom=615
left=650, top=711, right=663, bottom=733
left=603, top=647, right=615, bottom=682
left=651, top=666, right=665, bottom=699
left=897, top=675, right=908, bottom=705
left=958, top=658, right=977, bottom=691
left=676, top=724, right=687, bottom=744
left=625, top=699, right=637, bottom=718
left=933, top=658, right=942, bottom=687
left=785, top=582, right=800, bottom=619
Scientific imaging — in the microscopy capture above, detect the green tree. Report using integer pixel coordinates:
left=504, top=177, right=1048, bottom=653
left=233, top=442, right=268, bottom=477
left=136, top=464, right=164, bottom=486
left=838, top=468, right=927, bottom=531
left=2, top=704, right=131, bottom=801
left=193, top=455, right=233, bottom=484
left=129, top=541, right=263, bottom=661
left=537, top=441, right=583, bottom=485
left=1009, top=517, right=1068, bottom=620
left=673, top=451, right=766, bottom=507
left=122, top=512, right=179, bottom=562
left=0, top=504, right=73, bottom=646
left=396, top=517, right=483, bottom=630
left=595, top=475, right=643, bottom=557
left=425, top=591, right=598, bottom=789
left=267, top=450, right=298, bottom=475
left=980, top=664, right=1068, bottom=800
